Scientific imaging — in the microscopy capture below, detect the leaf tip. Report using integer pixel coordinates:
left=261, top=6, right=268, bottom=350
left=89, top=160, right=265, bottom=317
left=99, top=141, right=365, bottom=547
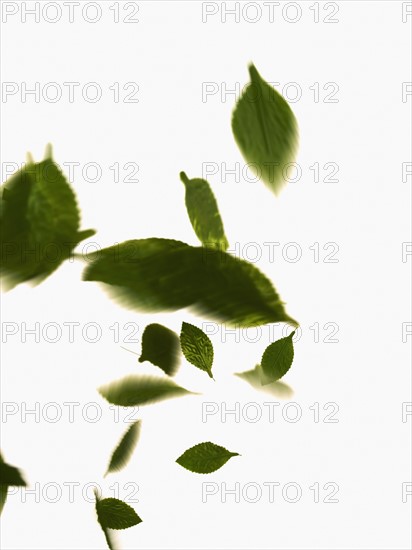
left=180, top=171, right=190, bottom=186
left=26, top=151, right=34, bottom=164
left=44, top=143, right=53, bottom=160
left=248, top=62, right=259, bottom=81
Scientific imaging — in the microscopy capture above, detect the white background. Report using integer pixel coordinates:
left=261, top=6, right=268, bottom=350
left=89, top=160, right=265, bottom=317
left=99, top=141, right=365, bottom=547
left=1, top=1, right=411, bottom=549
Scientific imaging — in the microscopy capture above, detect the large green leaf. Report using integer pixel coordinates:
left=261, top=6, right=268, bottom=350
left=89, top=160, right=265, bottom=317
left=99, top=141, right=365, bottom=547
left=139, top=323, right=180, bottom=376
left=105, top=421, right=141, bottom=476
left=180, top=322, right=214, bottom=378
left=180, top=172, right=229, bottom=251
left=232, top=64, right=298, bottom=195
left=96, top=497, right=142, bottom=530
left=99, top=375, right=194, bottom=407
left=176, top=442, right=239, bottom=474
left=261, top=331, right=295, bottom=384
left=83, top=239, right=297, bottom=327
left=0, top=146, right=95, bottom=288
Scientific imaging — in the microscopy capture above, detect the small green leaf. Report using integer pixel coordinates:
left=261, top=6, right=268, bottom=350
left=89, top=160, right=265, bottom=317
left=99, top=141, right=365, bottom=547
left=180, top=172, right=229, bottom=251
left=83, top=239, right=297, bottom=327
left=105, top=421, right=141, bottom=476
left=99, top=375, right=194, bottom=407
left=235, top=365, right=293, bottom=398
left=0, top=148, right=95, bottom=288
left=96, top=497, right=142, bottom=530
left=261, top=331, right=295, bottom=384
left=176, top=442, right=239, bottom=474
left=232, top=64, right=298, bottom=195
left=139, top=324, right=180, bottom=376
left=180, top=322, right=214, bottom=378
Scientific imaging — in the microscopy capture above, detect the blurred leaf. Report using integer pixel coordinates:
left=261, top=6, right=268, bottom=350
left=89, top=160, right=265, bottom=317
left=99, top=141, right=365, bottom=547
left=180, top=322, right=214, bottom=378
left=0, top=454, right=26, bottom=515
left=83, top=239, right=297, bottom=327
left=180, top=171, right=229, bottom=251
left=99, top=375, right=194, bottom=407
left=0, top=486, right=7, bottom=516
left=232, top=64, right=298, bottom=195
left=235, top=365, right=293, bottom=398
left=261, top=331, right=295, bottom=384
left=96, top=497, right=142, bottom=530
left=0, top=146, right=95, bottom=288
left=94, top=490, right=116, bottom=550
left=139, top=323, right=180, bottom=376
left=106, top=421, right=141, bottom=476
left=176, top=442, right=239, bottom=474
left=0, top=458, right=27, bottom=486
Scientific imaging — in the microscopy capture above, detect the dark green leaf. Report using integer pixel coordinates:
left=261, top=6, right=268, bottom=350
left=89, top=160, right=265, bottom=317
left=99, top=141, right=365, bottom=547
left=176, top=442, right=239, bottom=474
left=94, top=490, right=116, bottom=550
left=96, top=497, right=142, bottom=530
left=0, top=485, right=7, bottom=516
left=232, top=64, right=298, bottom=195
left=0, top=453, right=26, bottom=515
left=0, top=146, right=95, bottom=288
left=235, top=365, right=293, bottom=398
left=99, top=375, right=194, bottom=407
left=180, top=172, right=229, bottom=251
left=0, top=459, right=27, bottom=486
left=83, top=239, right=297, bottom=327
left=261, top=331, right=295, bottom=384
left=105, top=421, right=141, bottom=476
left=139, top=323, right=180, bottom=376
left=180, top=322, right=214, bottom=378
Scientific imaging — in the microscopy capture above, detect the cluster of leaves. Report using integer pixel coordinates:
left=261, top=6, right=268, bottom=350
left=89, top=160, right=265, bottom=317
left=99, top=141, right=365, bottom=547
left=0, top=64, right=299, bottom=549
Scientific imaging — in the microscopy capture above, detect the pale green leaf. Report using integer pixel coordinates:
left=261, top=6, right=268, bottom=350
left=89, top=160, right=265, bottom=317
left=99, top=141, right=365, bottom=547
left=99, top=375, right=194, bottom=407
left=235, top=365, right=293, bottom=398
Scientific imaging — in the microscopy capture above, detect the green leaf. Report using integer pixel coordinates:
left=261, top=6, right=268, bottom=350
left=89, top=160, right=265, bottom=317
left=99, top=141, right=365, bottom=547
left=0, top=146, right=95, bottom=288
left=176, top=442, right=239, bottom=474
left=0, top=454, right=26, bottom=515
left=98, top=375, right=194, bottom=407
left=105, top=421, right=141, bottom=476
left=96, top=497, right=142, bottom=530
left=0, top=485, right=7, bottom=516
left=235, top=365, right=293, bottom=398
left=94, top=491, right=116, bottom=550
left=0, top=459, right=27, bottom=486
left=232, top=64, right=298, bottom=195
left=180, top=172, right=229, bottom=251
left=83, top=239, right=297, bottom=327
left=139, top=323, right=180, bottom=376
left=180, top=322, right=214, bottom=378
left=260, top=331, right=295, bottom=384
